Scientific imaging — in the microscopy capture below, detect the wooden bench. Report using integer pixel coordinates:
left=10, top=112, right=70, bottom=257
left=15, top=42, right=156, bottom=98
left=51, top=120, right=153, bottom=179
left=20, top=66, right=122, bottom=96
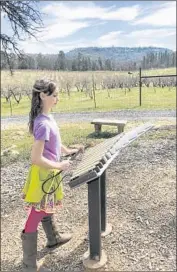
left=91, top=119, right=127, bottom=134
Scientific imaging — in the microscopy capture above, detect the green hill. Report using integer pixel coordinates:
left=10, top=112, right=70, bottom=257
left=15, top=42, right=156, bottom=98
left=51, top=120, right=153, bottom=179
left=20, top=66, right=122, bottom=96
left=66, top=46, right=173, bottom=62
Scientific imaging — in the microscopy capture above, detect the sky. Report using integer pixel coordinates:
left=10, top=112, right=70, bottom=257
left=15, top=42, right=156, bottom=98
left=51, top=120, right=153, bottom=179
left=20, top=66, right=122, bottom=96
left=1, top=1, right=176, bottom=54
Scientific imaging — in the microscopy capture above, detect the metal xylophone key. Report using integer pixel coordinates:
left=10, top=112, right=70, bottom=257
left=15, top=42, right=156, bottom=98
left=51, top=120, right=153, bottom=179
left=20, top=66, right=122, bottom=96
left=69, top=123, right=153, bottom=188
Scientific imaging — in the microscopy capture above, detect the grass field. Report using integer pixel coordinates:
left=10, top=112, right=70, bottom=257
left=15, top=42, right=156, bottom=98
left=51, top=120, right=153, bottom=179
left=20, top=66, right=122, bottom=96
left=1, top=67, right=176, bottom=80
left=1, top=86, right=176, bottom=117
left=1, top=119, right=176, bottom=166
left=1, top=122, right=108, bottom=165
left=1, top=68, right=176, bottom=117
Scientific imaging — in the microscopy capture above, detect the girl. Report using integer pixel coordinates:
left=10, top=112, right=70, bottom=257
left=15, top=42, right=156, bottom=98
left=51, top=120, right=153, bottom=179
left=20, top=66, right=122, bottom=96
left=21, top=79, right=80, bottom=272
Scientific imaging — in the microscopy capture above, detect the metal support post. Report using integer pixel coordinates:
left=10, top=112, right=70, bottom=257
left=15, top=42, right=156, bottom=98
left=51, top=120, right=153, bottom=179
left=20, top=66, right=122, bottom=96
left=100, top=171, right=112, bottom=237
left=83, top=178, right=107, bottom=269
left=88, top=178, right=101, bottom=259
left=100, top=171, right=106, bottom=232
left=139, top=67, right=142, bottom=106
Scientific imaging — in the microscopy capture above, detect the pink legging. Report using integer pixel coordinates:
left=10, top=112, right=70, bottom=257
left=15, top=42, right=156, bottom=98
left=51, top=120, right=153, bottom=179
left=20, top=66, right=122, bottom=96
left=24, top=207, right=52, bottom=233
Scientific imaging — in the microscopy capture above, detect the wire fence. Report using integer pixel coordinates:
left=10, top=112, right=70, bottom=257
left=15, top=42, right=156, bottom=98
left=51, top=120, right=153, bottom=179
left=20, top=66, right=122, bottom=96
left=139, top=68, right=176, bottom=107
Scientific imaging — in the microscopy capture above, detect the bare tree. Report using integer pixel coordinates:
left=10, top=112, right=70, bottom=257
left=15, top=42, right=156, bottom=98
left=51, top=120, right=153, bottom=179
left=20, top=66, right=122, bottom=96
left=0, top=1, right=43, bottom=72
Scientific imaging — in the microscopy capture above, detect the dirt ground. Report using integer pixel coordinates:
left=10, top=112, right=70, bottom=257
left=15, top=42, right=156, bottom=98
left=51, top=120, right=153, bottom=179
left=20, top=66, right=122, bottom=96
left=1, top=122, right=176, bottom=272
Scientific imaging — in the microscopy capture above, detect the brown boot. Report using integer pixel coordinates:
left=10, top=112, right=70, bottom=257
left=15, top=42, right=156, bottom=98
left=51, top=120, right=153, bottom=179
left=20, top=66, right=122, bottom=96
left=41, top=216, right=72, bottom=248
left=21, top=230, right=50, bottom=272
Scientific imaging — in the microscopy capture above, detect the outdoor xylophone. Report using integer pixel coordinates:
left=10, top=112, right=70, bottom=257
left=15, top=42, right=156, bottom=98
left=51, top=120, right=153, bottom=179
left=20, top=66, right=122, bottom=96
left=68, top=123, right=154, bottom=269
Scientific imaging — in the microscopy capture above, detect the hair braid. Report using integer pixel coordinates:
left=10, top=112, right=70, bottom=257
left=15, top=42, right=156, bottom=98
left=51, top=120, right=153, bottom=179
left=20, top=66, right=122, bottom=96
left=28, top=78, right=56, bottom=134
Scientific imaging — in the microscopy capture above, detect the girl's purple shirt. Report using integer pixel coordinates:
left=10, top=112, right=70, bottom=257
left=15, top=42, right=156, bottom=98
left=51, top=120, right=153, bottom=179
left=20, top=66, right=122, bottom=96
left=33, top=113, right=61, bottom=162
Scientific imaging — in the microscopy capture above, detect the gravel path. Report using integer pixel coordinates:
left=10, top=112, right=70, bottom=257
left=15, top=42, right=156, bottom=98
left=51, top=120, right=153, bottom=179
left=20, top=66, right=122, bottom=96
left=1, top=123, right=176, bottom=272
left=1, top=109, right=176, bottom=130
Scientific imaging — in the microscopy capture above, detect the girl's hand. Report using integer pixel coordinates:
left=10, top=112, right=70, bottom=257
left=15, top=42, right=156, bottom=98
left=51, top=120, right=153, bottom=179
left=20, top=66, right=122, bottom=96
left=58, top=160, right=72, bottom=171
left=69, top=145, right=85, bottom=155
left=78, top=145, right=85, bottom=153
left=69, top=148, right=79, bottom=155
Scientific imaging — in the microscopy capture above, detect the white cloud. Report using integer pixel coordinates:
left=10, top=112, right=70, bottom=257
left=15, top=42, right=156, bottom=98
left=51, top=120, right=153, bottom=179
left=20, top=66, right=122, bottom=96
left=35, top=0, right=140, bottom=42
left=96, top=31, right=123, bottom=47
left=18, top=38, right=87, bottom=54
left=19, top=40, right=56, bottom=54
left=42, top=2, right=106, bottom=20
left=38, top=19, right=90, bottom=41
left=20, top=27, right=176, bottom=54
left=9, top=2, right=176, bottom=53
left=133, top=1, right=176, bottom=26
left=93, top=28, right=176, bottom=50
left=102, top=5, right=140, bottom=21
left=42, top=2, right=140, bottom=21
left=99, top=31, right=123, bottom=41
left=35, top=0, right=140, bottom=46
left=128, top=28, right=176, bottom=38
left=35, top=1, right=141, bottom=42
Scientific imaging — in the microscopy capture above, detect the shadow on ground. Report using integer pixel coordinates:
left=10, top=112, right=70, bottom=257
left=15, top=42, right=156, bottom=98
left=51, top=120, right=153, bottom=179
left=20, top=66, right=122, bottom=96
left=38, top=240, right=88, bottom=272
left=1, top=241, right=88, bottom=272
left=87, top=131, right=118, bottom=139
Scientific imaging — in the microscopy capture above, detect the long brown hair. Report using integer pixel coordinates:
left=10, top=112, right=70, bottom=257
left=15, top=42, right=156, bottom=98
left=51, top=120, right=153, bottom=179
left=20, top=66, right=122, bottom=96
left=28, top=79, right=56, bottom=134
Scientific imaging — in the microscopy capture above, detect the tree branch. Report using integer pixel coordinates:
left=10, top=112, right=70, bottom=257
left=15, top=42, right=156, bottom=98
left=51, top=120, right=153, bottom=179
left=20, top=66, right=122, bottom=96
left=0, top=1, right=43, bottom=73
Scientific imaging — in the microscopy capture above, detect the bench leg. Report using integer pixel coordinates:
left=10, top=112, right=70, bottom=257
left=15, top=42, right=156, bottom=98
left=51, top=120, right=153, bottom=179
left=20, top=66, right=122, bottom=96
left=117, top=125, right=125, bottom=134
left=95, top=124, right=102, bottom=133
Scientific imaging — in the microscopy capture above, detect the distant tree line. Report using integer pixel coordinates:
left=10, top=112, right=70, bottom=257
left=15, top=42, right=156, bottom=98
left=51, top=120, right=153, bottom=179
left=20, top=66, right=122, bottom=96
left=1, top=50, right=176, bottom=71
left=141, top=51, right=176, bottom=69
